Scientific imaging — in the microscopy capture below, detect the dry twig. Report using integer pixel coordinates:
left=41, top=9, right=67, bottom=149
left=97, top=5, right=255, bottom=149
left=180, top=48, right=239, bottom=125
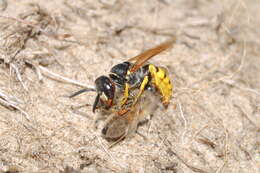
left=0, top=89, right=29, bottom=120
left=39, top=65, right=95, bottom=89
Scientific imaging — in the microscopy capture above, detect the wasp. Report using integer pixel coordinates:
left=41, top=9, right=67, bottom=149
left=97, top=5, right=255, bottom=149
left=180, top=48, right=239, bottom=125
left=70, top=38, right=175, bottom=115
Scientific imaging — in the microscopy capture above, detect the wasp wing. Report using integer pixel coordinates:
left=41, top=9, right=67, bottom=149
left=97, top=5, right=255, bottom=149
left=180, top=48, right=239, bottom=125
left=128, top=37, right=176, bottom=73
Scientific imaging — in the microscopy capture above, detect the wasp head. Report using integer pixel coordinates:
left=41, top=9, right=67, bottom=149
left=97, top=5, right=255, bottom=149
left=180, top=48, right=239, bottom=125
left=93, top=75, right=115, bottom=113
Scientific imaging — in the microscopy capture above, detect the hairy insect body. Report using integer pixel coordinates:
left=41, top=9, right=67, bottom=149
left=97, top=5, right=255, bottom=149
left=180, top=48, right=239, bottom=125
left=102, top=89, right=159, bottom=141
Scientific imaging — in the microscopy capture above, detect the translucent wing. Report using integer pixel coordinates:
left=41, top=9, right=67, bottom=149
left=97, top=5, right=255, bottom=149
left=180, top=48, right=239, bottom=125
left=101, top=101, right=140, bottom=141
left=128, top=37, right=176, bottom=73
left=102, top=90, right=159, bottom=142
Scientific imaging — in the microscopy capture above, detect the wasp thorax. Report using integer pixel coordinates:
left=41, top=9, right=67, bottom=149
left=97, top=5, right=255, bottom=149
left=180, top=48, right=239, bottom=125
left=109, top=62, right=131, bottom=87
left=110, top=62, right=131, bottom=77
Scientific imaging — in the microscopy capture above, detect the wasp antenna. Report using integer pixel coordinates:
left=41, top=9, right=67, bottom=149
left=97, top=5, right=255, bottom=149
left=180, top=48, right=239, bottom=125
left=92, top=94, right=100, bottom=113
left=69, top=88, right=96, bottom=98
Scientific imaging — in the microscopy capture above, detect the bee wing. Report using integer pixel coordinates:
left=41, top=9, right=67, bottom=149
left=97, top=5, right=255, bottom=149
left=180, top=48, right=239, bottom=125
left=102, top=101, right=141, bottom=141
left=102, top=90, right=160, bottom=147
left=128, top=37, right=176, bottom=73
left=104, top=103, right=142, bottom=148
left=114, top=91, right=160, bottom=136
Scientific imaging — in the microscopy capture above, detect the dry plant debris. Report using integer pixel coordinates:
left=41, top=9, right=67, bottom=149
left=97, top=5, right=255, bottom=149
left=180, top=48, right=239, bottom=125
left=0, top=0, right=259, bottom=173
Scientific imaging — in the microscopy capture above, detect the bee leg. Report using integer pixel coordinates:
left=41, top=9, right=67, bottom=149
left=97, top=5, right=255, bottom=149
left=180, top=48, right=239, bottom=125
left=136, top=130, right=147, bottom=140
left=70, top=104, right=91, bottom=118
left=133, top=75, right=149, bottom=105
left=108, top=134, right=126, bottom=148
left=120, top=83, right=130, bottom=106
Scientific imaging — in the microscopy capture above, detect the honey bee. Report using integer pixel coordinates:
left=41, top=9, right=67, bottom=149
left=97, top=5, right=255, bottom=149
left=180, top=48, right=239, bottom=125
left=70, top=37, right=175, bottom=113
left=101, top=88, right=159, bottom=142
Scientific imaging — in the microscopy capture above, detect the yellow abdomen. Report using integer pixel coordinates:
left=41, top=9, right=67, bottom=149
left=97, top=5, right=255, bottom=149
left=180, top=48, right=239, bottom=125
left=148, top=64, right=172, bottom=106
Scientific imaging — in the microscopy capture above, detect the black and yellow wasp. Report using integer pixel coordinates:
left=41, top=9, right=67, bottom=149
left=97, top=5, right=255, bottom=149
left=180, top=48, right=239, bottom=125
left=70, top=38, right=175, bottom=113
left=70, top=38, right=175, bottom=141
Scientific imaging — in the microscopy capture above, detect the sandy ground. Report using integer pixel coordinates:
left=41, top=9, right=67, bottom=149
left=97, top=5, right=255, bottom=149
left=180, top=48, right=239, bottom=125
left=0, top=0, right=259, bottom=172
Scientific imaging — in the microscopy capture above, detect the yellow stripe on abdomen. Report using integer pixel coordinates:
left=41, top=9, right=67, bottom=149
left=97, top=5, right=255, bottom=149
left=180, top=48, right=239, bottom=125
left=148, top=64, right=172, bottom=106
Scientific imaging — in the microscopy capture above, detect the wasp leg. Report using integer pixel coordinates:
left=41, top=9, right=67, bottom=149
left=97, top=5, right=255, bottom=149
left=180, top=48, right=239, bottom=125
left=133, top=75, right=149, bottom=105
left=120, top=83, right=130, bottom=106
